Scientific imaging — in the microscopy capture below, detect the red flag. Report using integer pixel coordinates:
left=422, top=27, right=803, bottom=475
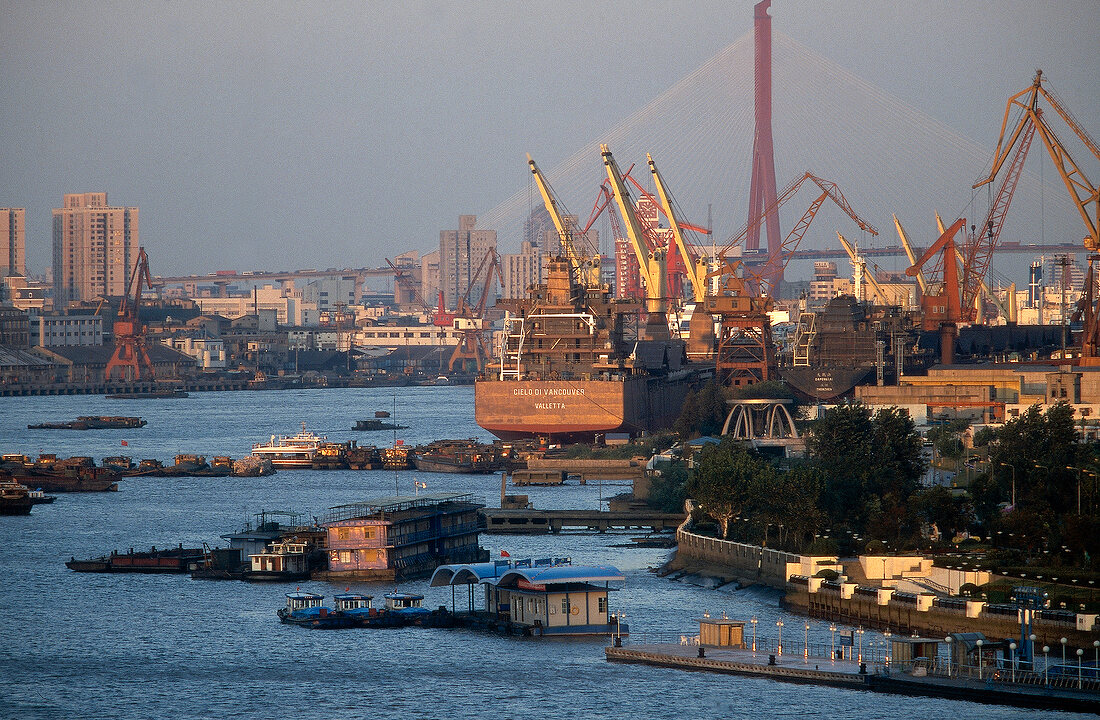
left=121, top=440, right=128, bottom=446
left=395, top=439, right=404, bottom=446
left=500, top=550, right=510, bottom=558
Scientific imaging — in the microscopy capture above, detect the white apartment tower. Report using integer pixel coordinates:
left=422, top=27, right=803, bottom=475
left=1, top=208, right=26, bottom=277
left=52, top=192, right=138, bottom=305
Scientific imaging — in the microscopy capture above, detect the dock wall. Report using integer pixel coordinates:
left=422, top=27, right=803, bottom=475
left=669, top=521, right=806, bottom=589
left=784, top=583, right=1097, bottom=648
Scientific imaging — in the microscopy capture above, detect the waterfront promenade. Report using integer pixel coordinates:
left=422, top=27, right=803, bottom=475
left=607, top=640, right=1100, bottom=713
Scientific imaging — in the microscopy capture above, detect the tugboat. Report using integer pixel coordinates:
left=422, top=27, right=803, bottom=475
left=0, top=481, right=33, bottom=515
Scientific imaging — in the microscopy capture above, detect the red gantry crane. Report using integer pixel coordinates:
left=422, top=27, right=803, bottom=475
left=105, top=247, right=156, bottom=382
left=448, top=247, right=503, bottom=373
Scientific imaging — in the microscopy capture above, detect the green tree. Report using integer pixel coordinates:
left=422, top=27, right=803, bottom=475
left=647, top=462, right=689, bottom=514
left=686, top=437, right=771, bottom=538
left=674, top=380, right=729, bottom=439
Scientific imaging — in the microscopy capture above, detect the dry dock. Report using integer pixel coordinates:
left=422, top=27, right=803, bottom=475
left=606, top=644, right=1100, bottom=713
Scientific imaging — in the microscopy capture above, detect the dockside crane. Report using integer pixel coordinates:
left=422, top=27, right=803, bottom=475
left=721, top=171, right=878, bottom=297
left=974, top=70, right=1099, bottom=360
left=907, top=218, right=967, bottom=364
left=386, top=258, right=454, bottom=328
left=528, top=154, right=601, bottom=288
left=105, top=247, right=156, bottom=382
left=837, top=231, right=890, bottom=305
left=601, top=144, right=669, bottom=340
left=448, top=247, right=503, bottom=373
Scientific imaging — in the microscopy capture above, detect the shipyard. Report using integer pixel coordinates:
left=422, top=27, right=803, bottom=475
left=2, top=2, right=1099, bottom=719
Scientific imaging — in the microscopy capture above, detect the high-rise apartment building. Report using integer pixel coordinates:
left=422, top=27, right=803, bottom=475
left=500, top=241, right=544, bottom=299
left=52, top=192, right=138, bottom=305
left=439, top=215, right=496, bottom=310
left=1, top=208, right=26, bottom=277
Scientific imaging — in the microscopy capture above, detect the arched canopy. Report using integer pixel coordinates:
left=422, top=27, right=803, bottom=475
left=429, top=558, right=622, bottom=588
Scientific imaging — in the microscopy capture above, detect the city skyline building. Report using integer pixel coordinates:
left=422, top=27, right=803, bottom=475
left=1, top=208, right=26, bottom=277
left=51, top=192, right=138, bottom=305
left=439, top=215, right=496, bottom=311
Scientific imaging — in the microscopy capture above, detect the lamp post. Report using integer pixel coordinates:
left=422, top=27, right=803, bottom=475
left=776, top=620, right=784, bottom=656
left=999, top=462, right=1016, bottom=507
left=830, top=624, right=837, bottom=661
left=857, top=627, right=864, bottom=663
left=945, top=636, right=953, bottom=676
left=1062, top=637, right=1068, bottom=666
left=750, top=616, right=757, bottom=653
left=1077, top=648, right=1084, bottom=689
left=804, top=622, right=810, bottom=660
left=1066, top=466, right=1083, bottom=514
left=884, top=630, right=892, bottom=665
left=1043, top=645, right=1051, bottom=685
left=1094, top=639, right=1099, bottom=668
left=1009, top=641, right=1017, bottom=682
left=976, top=638, right=984, bottom=679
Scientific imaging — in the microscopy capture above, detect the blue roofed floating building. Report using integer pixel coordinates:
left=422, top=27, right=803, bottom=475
left=429, top=557, right=629, bottom=637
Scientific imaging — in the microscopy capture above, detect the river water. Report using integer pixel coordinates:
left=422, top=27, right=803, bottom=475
left=0, top=387, right=1077, bottom=718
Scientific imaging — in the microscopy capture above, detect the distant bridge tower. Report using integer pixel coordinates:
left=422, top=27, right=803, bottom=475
left=746, top=1, right=781, bottom=281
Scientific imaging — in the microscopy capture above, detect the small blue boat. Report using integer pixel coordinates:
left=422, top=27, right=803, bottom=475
left=277, top=591, right=356, bottom=629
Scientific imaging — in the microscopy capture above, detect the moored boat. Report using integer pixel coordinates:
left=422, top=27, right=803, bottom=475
left=475, top=259, right=696, bottom=443
left=251, top=423, right=326, bottom=468
left=0, top=481, right=33, bottom=515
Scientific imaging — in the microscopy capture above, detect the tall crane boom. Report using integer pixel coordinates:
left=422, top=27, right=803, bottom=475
left=527, top=154, right=600, bottom=287
left=601, top=144, right=668, bottom=339
left=647, top=153, right=709, bottom=303
left=837, top=231, right=888, bottom=304
left=105, top=247, right=156, bottom=382
left=974, top=70, right=1099, bottom=252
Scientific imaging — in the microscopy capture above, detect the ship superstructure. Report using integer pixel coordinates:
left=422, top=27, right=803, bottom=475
left=476, top=259, right=696, bottom=442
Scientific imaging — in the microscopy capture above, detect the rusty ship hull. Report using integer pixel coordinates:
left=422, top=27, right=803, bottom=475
left=475, top=375, right=692, bottom=442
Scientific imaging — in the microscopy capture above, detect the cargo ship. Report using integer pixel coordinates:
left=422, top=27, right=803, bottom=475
left=475, top=259, right=697, bottom=442
left=781, top=296, right=933, bottom=400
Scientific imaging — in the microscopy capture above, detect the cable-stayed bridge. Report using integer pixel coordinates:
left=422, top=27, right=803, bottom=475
left=478, top=31, right=1092, bottom=283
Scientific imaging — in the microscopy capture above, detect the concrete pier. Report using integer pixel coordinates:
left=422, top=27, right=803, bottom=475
left=479, top=508, right=682, bottom=534
left=606, top=643, right=1100, bottom=713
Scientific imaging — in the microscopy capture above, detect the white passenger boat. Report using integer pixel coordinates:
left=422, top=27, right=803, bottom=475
left=251, top=423, right=326, bottom=468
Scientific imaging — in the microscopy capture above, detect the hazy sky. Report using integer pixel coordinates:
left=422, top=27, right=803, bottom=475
left=2, top=0, right=1097, bottom=278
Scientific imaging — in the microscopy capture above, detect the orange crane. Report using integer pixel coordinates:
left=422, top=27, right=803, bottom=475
left=386, top=258, right=454, bottom=327
left=974, top=70, right=1100, bottom=361
left=721, top=171, right=878, bottom=297
left=959, top=123, right=1035, bottom=321
left=906, top=218, right=966, bottom=364
left=448, top=247, right=503, bottom=372
left=105, top=247, right=156, bottom=382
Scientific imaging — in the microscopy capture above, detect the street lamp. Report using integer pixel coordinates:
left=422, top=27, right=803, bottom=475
left=976, top=638, right=984, bottom=680
left=1078, top=648, right=1085, bottom=688
left=776, top=620, right=784, bottom=656
left=999, top=462, right=1016, bottom=507
left=884, top=630, right=892, bottom=665
left=856, top=627, right=864, bottom=663
left=750, top=616, right=757, bottom=653
left=1009, top=641, right=1017, bottom=682
left=1094, top=639, right=1099, bottom=668
left=1043, top=645, right=1051, bottom=685
left=804, top=622, right=810, bottom=661
left=945, top=636, right=953, bottom=676
left=830, top=624, right=837, bottom=661
left=1061, top=637, right=1068, bottom=666
left=1066, top=466, right=1083, bottom=514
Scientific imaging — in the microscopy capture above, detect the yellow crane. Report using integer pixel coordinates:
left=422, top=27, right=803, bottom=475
left=836, top=231, right=889, bottom=304
left=601, top=144, right=669, bottom=340
left=646, top=153, right=710, bottom=304
left=526, top=154, right=600, bottom=288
